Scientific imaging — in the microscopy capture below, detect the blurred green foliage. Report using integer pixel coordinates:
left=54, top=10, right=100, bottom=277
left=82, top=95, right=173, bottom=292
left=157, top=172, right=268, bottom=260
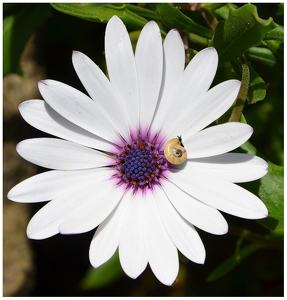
left=3, top=4, right=51, bottom=76
left=3, top=2, right=283, bottom=297
left=80, top=249, right=125, bottom=290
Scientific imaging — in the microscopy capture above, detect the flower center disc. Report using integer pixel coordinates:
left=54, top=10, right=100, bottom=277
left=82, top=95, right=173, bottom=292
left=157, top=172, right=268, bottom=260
left=115, top=136, right=167, bottom=190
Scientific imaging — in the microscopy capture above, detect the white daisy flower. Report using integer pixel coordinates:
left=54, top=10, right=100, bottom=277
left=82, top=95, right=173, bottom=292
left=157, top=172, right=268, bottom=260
left=8, top=15, right=268, bottom=286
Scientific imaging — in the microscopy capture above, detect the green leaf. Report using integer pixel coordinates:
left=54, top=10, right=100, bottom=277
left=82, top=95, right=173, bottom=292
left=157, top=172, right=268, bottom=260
left=126, top=4, right=160, bottom=21
left=200, top=3, right=227, bottom=12
left=247, top=65, right=269, bottom=104
left=80, top=250, right=125, bottom=290
left=265, top=40, right=284, bottom=63
left=207, top=243, right=263, bottom=282
left=187, top=33, right=209, bottom=47
left=211, top=3, right=277, bottom=65
left=265, top=25, right=284, bottom=42
left=3, top=4, right=51, bottom=76
left=238, top=113, right=247, bottom=124
left=256, top=162, right=284, bottom=231
left=238, top=141, right=284, bottom=231
left=245, top=47, right=282, bottom=73
left=213, top=3, right=238, bottom=20
left=51, top=3, right=148, bottom=30
left=79, top=3, right=160, bottom=22
left=150, top=3, right=214, bottom=39
left=78, top=3, right=112, bottom=8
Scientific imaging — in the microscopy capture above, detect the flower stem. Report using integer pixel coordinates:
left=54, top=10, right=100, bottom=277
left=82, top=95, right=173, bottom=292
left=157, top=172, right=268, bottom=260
left=228, top=55, right=250, bottom=122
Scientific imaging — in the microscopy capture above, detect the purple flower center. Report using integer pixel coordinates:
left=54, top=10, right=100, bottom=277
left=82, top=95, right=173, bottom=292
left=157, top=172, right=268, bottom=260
left=114, top=133, right=168, bottom=191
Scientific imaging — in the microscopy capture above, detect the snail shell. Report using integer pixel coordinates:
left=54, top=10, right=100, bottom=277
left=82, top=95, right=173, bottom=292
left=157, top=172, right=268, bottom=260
left=164, top=138, right=187, bottom=165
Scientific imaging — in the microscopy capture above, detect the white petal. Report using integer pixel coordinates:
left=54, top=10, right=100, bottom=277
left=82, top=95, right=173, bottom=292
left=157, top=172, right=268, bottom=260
left=160, top=47, right=218, bottom=137
left=27, top=198, right=68, bottom=239
left=105, top=15, right=140, bottom=131
left=184, top=153, right=268, bottom=183
left=58, top=183, right=125, bottom=234
left=72, top=51, right=130, bottom=141
left=167, top=79, right=241, bottom=140
left=160, top=29, right=185, bottom=104
left=135, top=21, right=163, bottom=133
left=16, top=138, right=113, bottom=170
left=38, top=80, right=122, bottom=144
left=168, top=168, right=268, bottom=219
left=89, top=190, right=131, bottom=268
left=151, top=29, right=185, bottom=133
left=19, top=100, right=113, bottom=152
left=162, top=180, right=228, bottom=235
left=119, top=190, right=147, bottom=279
left=8, top=168, right=116, bottom=203
left=27, top=174, right=120, bottom=239
left=142, top=190, right=179, bottom=286
left=184, top=123, right=253, bottom=158
left=154, top=186, right=205, bottom=264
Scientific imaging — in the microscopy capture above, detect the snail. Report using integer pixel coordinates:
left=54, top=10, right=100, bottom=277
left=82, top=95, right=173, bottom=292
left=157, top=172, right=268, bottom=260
left=164, top=136, right=187, bottom=165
